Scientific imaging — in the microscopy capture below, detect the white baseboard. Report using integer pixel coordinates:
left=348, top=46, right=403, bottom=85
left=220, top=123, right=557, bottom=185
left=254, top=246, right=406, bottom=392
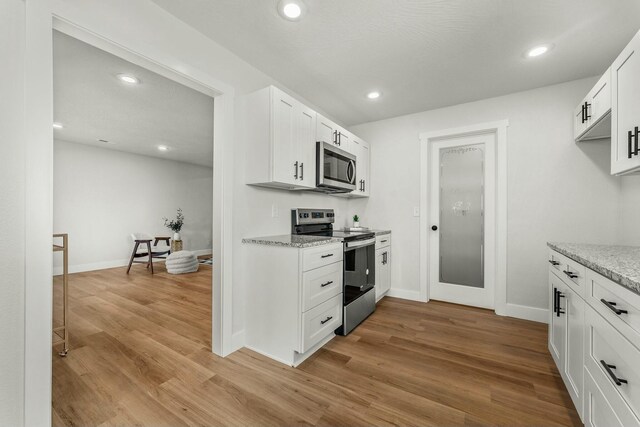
left=231, top=330, right=245, bottom=353
left=386, top=288, right=424, bottom=302
left=53, top=248, right=213, bottom=275
left=503, top=303, right=548, bottom=324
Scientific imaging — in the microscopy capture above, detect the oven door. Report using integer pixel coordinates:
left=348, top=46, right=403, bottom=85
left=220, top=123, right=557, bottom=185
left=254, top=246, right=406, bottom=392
left=343, top=237, right=376, bottom=305
left=317, top=142, right=357, bottom=191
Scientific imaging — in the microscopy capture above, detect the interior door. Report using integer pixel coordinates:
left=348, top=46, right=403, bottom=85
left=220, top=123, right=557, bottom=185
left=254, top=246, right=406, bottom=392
left=429, top=133, right=495, bottom=308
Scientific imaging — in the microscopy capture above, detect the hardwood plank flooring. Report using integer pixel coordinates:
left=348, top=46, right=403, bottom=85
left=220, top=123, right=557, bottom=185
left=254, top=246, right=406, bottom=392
left=53, top=264, right=581, bottom=426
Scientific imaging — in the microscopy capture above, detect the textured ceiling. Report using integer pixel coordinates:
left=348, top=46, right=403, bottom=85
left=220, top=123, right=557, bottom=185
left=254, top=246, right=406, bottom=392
left=53, top=31, right=214, bottom=167
left=151, top=0, right=640, bottom=126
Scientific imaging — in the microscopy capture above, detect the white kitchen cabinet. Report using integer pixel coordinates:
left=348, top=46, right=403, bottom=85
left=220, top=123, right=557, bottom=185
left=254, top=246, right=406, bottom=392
left=317, top=114, right=351, bottom=152
left=243, top=86, right=317, bottom=189
left=575, top=69, right=611, bottom=142
left=548, top=247, right=640, bottom=425
left=375, top=246, right=391, bottom=301
left=611, top=29, right=640, bottom=175
left=351, top=137, right=371, bottom=197
left=244, top=242, right=344, bottom=367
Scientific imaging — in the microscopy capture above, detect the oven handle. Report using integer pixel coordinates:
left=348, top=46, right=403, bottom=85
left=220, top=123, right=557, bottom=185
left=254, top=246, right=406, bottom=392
left=345, top=238, right=376, bottom=249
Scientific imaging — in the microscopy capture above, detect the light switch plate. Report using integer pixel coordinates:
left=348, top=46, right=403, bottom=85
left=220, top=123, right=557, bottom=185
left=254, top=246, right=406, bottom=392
left=413, top=207, right=420, bottom=217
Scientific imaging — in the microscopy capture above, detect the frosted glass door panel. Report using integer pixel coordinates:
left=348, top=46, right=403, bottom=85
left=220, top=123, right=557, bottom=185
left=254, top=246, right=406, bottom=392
left=439, top=144, right=484, bottom=288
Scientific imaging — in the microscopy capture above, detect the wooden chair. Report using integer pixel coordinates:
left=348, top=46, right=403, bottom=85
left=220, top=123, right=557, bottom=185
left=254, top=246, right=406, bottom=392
left=126, top=233, right=171, bottom=274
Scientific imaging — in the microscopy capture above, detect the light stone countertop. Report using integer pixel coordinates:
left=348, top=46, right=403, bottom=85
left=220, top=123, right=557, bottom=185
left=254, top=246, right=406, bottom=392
left=242, top=234, right=341, bottom=248
left=547, top=242, right=640, bottom=295
left=370, top=229, right=391, bottom=236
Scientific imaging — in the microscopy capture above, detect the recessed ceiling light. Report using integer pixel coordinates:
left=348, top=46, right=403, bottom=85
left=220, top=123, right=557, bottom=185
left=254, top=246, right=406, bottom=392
left=367, top=91, right=381, bottom=100
left=117, top=74, right=139, bottom=84
left=157, top=145, right=169, bottom=152
left=278, top=0, right=305, bottom=20
left=53, top=122, right=63, bottom=129
left=527, top=45, right=550, bottom=58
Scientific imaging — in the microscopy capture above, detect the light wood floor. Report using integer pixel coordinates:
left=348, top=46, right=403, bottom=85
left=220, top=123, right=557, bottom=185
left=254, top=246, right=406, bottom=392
left=53, top=264, right=581, bottom=427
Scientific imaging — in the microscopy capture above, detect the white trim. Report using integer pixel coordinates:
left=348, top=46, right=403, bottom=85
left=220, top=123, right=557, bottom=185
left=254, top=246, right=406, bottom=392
left=419, top=120, right=509, bottom=314
left=504, top=303, right=549, bottom=324
left=231, top=330, right=245, bottom=353
left=25, top=5, right=236, bottom=424
left=51, top=249, right=213, bottom=275
left=387, top=288, right=423, bottom=302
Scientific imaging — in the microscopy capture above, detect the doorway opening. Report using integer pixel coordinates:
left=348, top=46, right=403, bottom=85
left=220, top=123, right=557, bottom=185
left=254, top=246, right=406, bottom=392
left=419, top=121, right=508, bottom=313
left=51, top=29, right=215, bottom=425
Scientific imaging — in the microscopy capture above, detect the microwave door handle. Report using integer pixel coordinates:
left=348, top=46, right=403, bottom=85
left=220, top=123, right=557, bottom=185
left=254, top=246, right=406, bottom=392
left=346, top=160, right=355, bottom=183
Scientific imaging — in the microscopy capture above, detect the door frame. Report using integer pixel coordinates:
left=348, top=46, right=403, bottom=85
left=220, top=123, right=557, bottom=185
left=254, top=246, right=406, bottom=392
left=24, top=3, right=236, bottom=425
left=419, top=120, right=508, bottom=315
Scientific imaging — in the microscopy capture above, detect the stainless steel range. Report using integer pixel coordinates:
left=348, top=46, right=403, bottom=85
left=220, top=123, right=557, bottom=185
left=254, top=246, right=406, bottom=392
left=292, top=208, right=376, bottom=335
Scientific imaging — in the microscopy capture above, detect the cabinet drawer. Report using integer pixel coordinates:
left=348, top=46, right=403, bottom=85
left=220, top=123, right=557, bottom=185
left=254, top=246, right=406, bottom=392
left=376, top=234, right=391, bottom=248
left=300, top=293, right=342, bottom=353
left=586, top=269, right=640, bottom=348
left=302, top=244, right=343, bottom=272
left=584, top=368, right=640, bottom=427
left=585, top=305, right=640, bottom=419
left=551, top=251, right=586, bottom=297
left=302, top=262, right=343, bottom=312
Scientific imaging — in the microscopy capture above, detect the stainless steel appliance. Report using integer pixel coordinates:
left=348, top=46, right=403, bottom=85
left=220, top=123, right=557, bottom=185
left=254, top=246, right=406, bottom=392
left=315, top=142, right=356, bottom=193
left=292, top=208, right=375, bottom=335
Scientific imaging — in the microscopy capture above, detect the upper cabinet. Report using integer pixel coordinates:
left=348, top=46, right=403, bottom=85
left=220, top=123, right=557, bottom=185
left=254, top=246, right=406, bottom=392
left=351, top=137, right=370, bottom=197
left=612, top=30, right=640, bottom=175
left=317, top=115, right=351, bottom=153
left=243, top=86, right=317, bottom=190
left=242, top=85, right=370, bottom=197
left=574, top=69, right=611, bottom=142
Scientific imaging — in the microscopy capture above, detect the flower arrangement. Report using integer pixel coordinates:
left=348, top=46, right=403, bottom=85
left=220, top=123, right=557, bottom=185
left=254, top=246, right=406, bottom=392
left=164, top=208, right=184, bottom=233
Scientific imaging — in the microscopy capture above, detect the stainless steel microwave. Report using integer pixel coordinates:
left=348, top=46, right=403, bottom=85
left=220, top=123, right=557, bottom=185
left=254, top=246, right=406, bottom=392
left=316, top=141, right=356, bottom=193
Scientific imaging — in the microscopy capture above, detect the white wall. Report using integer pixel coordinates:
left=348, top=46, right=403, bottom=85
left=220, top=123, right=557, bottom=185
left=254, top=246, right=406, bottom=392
left=53, top=140, right=213, bottom=273
left=0, top=1, right=25, bottom=425
left=619, top=175, right=640, bottom=245
left=349, top=77, right=622, bottom=313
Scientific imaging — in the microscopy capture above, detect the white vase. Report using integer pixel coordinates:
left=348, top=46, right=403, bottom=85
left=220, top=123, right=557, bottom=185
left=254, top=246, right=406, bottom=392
left=353, top=221, right=360, bottom=228
left=173, top=232, right=181, bottom=241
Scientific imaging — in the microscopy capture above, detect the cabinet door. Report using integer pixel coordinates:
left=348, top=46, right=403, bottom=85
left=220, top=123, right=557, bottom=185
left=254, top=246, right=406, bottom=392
left=564, top=285, right=584, bottom=418
left=297, top=103, right=317, bottom=189
left=381, top=249, right=391, bottom=295
left=590, top=69, right=611, bottom=125
left=549, top=271, right=566, bottom=372
left=375, top=249, right=385, bottom=301
left=612, top=30, right=640, bottom=175
left=317, top=115, right=338, bottom=146
left=271, top=88, right=300, bottom=186
left=351, top=138, right=370, bottom=196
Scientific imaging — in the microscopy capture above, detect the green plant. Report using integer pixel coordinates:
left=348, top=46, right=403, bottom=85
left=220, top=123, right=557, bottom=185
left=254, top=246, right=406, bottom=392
left=353, top=214, right=360, bottom=222
left=164, top=208, right=184, bottom=233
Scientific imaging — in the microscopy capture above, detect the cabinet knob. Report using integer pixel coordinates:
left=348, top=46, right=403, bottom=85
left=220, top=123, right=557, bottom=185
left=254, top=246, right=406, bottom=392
left=431, top=225, right=438, bottom=231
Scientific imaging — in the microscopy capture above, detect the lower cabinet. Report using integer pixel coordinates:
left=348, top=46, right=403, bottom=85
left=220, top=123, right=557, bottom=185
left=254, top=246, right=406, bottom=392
left=244, top=242, right=344, bottom=367
left=375, top=234, right=391, bottom=301
left=548, top=248, right=640, bottom=425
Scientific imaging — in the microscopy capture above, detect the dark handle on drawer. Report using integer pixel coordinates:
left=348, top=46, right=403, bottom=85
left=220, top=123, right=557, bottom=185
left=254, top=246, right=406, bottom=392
left=321, top=280, right=333, bottom=288
left=563, top=270, right=578, bottom=279
left=320, top=316, right=333, bottom=325
left=600, top=360, right=628, bottom=386
left=548, top=260, right=560, bottom=266
left=321, top=254, right=334, bottom=259
left=381, top=239, right=388, bottom=243
left=601, top=299, right=628, bottom=315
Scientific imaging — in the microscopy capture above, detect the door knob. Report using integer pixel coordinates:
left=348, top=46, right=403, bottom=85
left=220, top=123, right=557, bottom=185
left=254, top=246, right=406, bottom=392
left=431, top=225, right=438, bottom=231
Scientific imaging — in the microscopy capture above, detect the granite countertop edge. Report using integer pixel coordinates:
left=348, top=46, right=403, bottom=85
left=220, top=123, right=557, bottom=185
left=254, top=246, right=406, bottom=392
left=242, top=235, right=342, bottom=249
left=547, top=242, right=640, bottom=295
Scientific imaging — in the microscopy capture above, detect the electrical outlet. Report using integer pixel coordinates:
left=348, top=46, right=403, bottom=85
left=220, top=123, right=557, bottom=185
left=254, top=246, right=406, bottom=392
left=413, top=207, right=420, bottom=217
left=271, top=204, right=278, bottom=218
